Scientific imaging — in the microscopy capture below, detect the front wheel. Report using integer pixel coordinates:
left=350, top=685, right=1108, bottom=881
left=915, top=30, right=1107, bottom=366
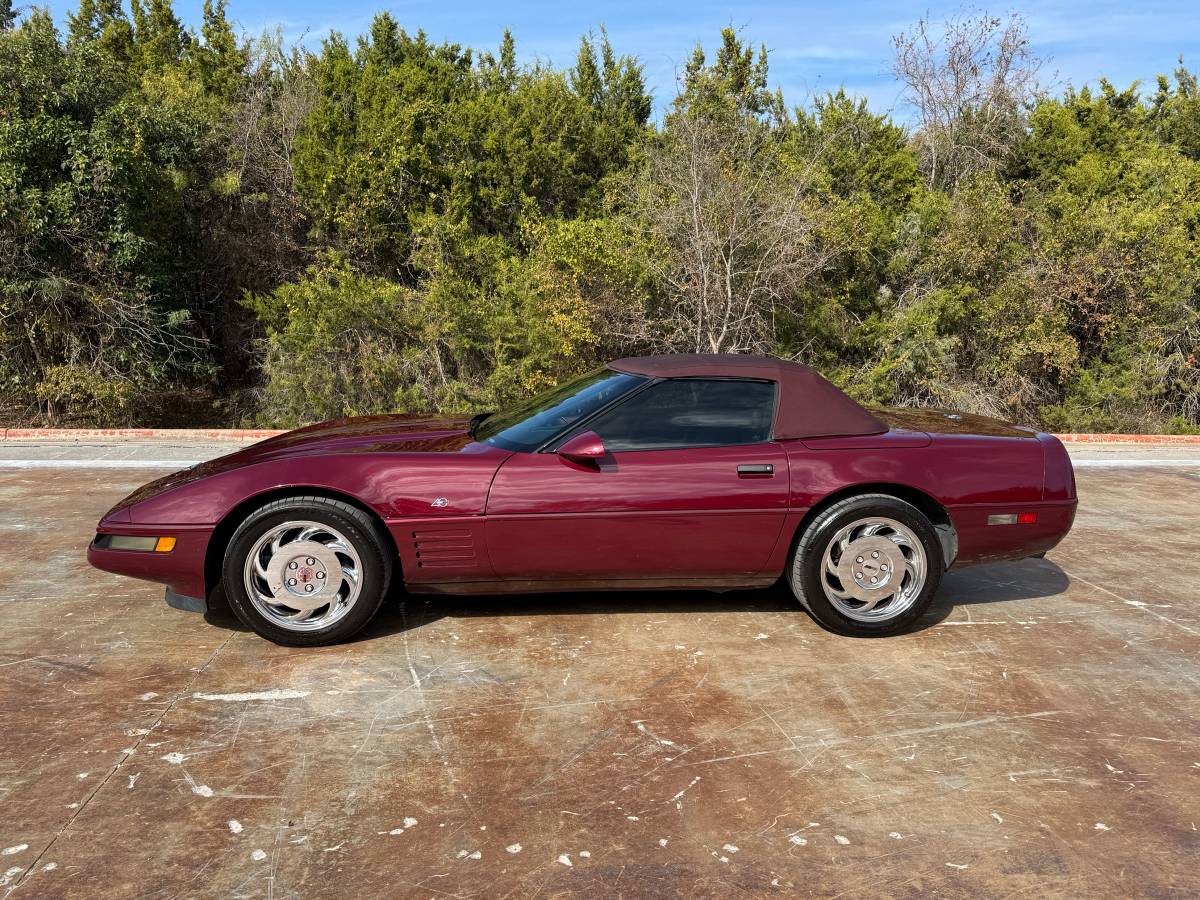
left=222, top=496, right=392, bottom=646
left=787, top=494, right=943, bottom=637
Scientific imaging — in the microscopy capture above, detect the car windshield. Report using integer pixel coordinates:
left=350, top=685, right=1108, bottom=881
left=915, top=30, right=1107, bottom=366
left=475, top=369, right=647, bottom=452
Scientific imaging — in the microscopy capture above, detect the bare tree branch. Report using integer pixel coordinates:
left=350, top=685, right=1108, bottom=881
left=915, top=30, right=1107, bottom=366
left=892, top=11, right=1048, bottom=190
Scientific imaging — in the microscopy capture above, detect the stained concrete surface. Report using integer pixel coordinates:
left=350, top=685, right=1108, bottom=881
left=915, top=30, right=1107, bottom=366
left=1, top=460, right=1199, bottom=898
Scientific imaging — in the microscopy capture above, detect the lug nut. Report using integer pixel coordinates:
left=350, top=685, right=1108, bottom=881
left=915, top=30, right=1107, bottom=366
left=856, top=571, right=863, bottom=579
left=316, top=571, right=326, bottom=579
left=872, top=551, right=879, bottom=559
left=856, top=556, right=864, bottom=563
left=306, top=557, right=315, bottom=565
left=288, top=578, right=296, bottom=586
left=870, top=576, right=878, bottom=584
left=289, top=561, right=298, bottom=569
left=304, top=584, right=314, bottom=592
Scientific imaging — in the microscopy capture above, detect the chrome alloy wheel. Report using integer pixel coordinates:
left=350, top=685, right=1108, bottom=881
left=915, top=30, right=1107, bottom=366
left=818, top=516, right=927, bottom=622
left=242, top=520, right=363, bottom=632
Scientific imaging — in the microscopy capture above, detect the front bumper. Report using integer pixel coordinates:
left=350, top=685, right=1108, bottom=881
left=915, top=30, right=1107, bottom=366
left=87, top=524, right=213, bottom=601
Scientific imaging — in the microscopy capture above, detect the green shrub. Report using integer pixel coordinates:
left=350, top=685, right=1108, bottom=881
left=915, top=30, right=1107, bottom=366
left=34, top=365, right=133, bottom=425
left=242, top=257, right=452, bottom=427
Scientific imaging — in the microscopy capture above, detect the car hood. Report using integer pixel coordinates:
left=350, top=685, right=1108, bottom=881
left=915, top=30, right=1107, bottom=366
left=103, top=414, right=475, bottom=520
left=231, top=413, right=475, bottom=461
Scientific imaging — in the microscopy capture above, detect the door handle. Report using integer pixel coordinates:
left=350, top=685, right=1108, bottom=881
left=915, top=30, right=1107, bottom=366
left=737, top=463, right=774, bottom=476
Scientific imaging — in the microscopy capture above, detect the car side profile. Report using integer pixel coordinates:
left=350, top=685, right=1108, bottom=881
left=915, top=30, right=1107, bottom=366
left=88, top=354, right=1077, bottom=645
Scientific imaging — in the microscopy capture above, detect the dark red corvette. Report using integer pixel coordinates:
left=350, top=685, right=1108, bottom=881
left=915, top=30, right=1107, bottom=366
left=88, top=355, right=1076, bottom=645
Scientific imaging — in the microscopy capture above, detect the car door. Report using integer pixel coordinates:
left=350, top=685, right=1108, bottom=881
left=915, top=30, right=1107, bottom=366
left=484, top=378, right=790, bottom=582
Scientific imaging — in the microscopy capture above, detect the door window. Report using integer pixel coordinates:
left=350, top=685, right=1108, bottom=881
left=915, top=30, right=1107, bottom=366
left=568, top=378, right=776, bottom=451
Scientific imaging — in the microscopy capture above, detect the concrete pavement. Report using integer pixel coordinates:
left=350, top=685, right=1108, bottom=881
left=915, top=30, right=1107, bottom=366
left=0, top=448, right=1198, bottom=897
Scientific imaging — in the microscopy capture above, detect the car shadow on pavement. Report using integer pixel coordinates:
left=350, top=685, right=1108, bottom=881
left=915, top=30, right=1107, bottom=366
left=912, top=557, right=1071, bottom=632
left=346, top=557, right=1071, bottom=642
left=200, top=558, right=1070, bottom=642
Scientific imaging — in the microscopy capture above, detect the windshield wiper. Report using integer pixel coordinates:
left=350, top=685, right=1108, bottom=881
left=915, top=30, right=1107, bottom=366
left=468, top=411, right=494, bottom=439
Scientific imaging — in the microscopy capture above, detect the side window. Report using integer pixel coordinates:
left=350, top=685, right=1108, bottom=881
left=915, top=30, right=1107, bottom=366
left=574, top=379, right=776, bottom=451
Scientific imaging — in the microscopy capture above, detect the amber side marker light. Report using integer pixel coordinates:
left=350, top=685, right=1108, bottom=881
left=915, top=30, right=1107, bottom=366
left=987, top=513, right=1038, bottom=525
left=93, top=535, right=177, bottom=552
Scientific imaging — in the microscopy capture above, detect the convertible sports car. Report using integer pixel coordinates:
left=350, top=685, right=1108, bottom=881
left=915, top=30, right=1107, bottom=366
left=88, top=354, right=1076, bottom=645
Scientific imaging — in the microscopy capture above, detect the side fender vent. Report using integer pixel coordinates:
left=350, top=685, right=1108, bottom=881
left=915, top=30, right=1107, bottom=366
left=412, top=529, right=476, bottom=569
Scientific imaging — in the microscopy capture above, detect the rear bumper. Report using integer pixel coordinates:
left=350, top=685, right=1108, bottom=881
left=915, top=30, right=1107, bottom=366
left=951, top=500, right=1077, bottom=567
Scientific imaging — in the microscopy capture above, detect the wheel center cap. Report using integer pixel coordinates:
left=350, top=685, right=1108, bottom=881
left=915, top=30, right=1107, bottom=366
left=836, top=535, right=904, bottom=600
left=287, top=557, right=325, bottom=590
left=267, top=540, right=340, bottom=611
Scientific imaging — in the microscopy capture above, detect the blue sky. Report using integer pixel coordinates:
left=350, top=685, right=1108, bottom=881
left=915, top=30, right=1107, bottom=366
left=44, top=0, right=1200, bottom=119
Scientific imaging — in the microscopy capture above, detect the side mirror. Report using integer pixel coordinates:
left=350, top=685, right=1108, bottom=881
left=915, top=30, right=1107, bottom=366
left=556, top=430, right=606, bottom=465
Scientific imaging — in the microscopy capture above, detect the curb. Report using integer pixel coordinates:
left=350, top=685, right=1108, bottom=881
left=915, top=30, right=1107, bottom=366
left=1052, top=433, right=1200, bottom=444
left=0, top=428, right=285, bottom=441
left=1, top=428, right=1198, bottom=444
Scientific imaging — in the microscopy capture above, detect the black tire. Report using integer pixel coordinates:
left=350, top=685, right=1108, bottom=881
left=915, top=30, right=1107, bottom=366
left=787, top=493, right=943, bottom=637
left=222, top=496, right=393, bottom=647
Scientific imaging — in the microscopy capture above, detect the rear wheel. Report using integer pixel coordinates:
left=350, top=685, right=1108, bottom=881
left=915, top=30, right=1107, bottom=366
left=787, top=494, right=943, bottom=636
left=222, top=496, right=392, bottom=646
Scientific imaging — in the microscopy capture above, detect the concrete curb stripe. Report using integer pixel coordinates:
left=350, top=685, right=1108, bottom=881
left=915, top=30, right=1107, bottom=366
left=1054, top=433, right=1200, bottom=444
left=0, top=459, right=204, bottom=469
left=1, top=428, right=284, bottom=441
left=1071, top=459, right=1199, bottom=467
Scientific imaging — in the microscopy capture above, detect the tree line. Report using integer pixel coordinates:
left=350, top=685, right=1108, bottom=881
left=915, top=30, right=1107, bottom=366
left=1, top=2, right=1198, bottom=432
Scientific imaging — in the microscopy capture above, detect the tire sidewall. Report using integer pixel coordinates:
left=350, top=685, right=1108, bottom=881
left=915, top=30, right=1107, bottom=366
left=222, top=499, right=390, bottom=647
left=790, top=496, right=943, bottom=637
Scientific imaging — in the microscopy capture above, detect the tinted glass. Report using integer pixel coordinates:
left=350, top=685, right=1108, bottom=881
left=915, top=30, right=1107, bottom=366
left=573, top=378, right=776, bottom=451
left=477, top=369, right=646, bottom=452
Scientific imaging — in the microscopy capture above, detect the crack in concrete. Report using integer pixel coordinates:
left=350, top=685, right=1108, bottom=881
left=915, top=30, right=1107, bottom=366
left=8, top=633, right=236, bottom=896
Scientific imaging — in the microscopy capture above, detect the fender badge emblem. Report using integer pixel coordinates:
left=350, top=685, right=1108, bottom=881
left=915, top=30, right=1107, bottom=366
left=431, top=497, right=449, bottom=508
